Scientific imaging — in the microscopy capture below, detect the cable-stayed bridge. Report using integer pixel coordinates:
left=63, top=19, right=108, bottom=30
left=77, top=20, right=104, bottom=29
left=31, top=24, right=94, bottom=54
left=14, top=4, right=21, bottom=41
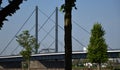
left=0, top=6, right=115, bottom=56
left=0, top=6, right=120, bottom=69
left=0, top=6, right=91, bottom=56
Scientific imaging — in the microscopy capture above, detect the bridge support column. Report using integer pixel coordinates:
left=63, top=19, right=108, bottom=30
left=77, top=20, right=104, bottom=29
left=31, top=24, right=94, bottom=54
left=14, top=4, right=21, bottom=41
left=0, top=65, right=3, bottom=69
left=30, top=60, right=65, bottom=69
left=30, top=60, right=46, bottom=69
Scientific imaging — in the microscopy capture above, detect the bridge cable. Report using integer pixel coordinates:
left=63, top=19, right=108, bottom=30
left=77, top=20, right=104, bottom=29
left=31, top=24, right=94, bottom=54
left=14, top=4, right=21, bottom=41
left=38, top=8, right=55, bottom=23
left=11, top=8, right=88, bottom=54
left=48, top=41, right=55, bottom=49
left=11, top=23, right=37, bottom=55
left=38, top=10, right=86, bottom=49
left=58, top=24, right=86, bottom=47
left=39, top=25, right=55, bottom=45
left=38, top=8, right=85, bottom=49
left=73, top=20, right=90, bottom=34
left=38, top=8, right=86, bottom=51
left=12, top=9, right=56, bottom=54
left=38, top=8, right=65, bottom=51
left=38, top=9, right=55, bottom=32
left=11, top=24, right=36, bottom=55
left=0, top=9, right=36, bottom=55
left=40, top=26, right=64, bottom=51
left=42, top=27, right=55, bottom=39
left=73, top=20, right=113, bottom=49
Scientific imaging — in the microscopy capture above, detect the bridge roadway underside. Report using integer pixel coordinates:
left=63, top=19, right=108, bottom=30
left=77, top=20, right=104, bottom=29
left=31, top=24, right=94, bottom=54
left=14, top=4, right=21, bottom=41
left=0, top=51, right=120, bottom=69
left=0, top=60, right=65, bottom=69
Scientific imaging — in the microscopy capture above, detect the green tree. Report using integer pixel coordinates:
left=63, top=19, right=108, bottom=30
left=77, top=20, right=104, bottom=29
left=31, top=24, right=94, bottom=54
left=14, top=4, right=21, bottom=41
left=61, top=0, right=76, bottom=70
left=0, top=0, right=27, bottom=29
left=87, top=23, right=108, bottom=70
left=16, top=30, right=39, bottom=70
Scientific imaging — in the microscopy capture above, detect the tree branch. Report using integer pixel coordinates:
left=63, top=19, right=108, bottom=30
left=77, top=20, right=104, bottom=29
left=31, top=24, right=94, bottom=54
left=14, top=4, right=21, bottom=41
left=0, top=0, right=26, bottom=29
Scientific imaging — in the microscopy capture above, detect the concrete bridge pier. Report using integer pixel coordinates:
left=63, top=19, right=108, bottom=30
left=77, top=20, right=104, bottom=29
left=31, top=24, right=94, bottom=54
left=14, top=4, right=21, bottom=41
left=0, top=60, right=65, bottom=70
left=30, top=60, right=65, bottom=69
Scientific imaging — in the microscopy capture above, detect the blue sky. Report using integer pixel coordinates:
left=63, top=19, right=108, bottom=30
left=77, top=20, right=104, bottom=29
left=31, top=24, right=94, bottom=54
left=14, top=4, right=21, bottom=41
left=0, top=0, right=120, bottom=55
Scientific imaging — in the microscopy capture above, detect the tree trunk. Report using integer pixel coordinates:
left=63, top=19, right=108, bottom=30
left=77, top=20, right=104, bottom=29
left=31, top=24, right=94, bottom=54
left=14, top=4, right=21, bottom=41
left=64, top=0, right=72, bottom=70
left=27, top=60, right=30, bottom=70
left=97, top=63, right=101, bottom=70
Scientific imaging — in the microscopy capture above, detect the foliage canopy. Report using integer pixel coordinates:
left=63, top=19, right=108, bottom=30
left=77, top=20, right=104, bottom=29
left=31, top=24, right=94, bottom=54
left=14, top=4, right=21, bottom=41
left=0, top=0, right=27, bottom=29
left=16, top=30, right=39, bottom=60
left=87, top=23, right=108, bottom=64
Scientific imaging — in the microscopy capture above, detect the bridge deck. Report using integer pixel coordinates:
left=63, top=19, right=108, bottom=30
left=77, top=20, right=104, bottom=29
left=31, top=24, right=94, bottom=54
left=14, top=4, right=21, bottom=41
left=0, top=50, right=120, bottom=62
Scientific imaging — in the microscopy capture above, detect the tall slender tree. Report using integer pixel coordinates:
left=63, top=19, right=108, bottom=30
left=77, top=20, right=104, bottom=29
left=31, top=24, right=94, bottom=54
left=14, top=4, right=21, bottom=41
left=61, top=0, right=76, bottom=70
left=87, top=23, right=108, bottom=70
left=0, top=0, right=26, bottom=29
left=16, top=30, right=39, bottom=70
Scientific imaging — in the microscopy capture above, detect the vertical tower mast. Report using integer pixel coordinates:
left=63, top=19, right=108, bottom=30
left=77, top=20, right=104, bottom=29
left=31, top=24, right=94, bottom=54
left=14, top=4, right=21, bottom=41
left=35, top=6, right=38, bottom=54
left=55, top=7, right=58, bottom=53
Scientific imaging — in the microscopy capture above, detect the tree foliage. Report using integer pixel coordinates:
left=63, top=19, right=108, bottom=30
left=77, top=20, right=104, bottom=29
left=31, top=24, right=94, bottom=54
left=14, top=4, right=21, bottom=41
left=60, top=0, right=77, bottom=12
left=0, top=0, right=27, bottom=29
left=16, top=30, right=39, bottom=70
left=87, top=23, right=108, bottom=70
left=16, top=30, right=39, bottom=59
